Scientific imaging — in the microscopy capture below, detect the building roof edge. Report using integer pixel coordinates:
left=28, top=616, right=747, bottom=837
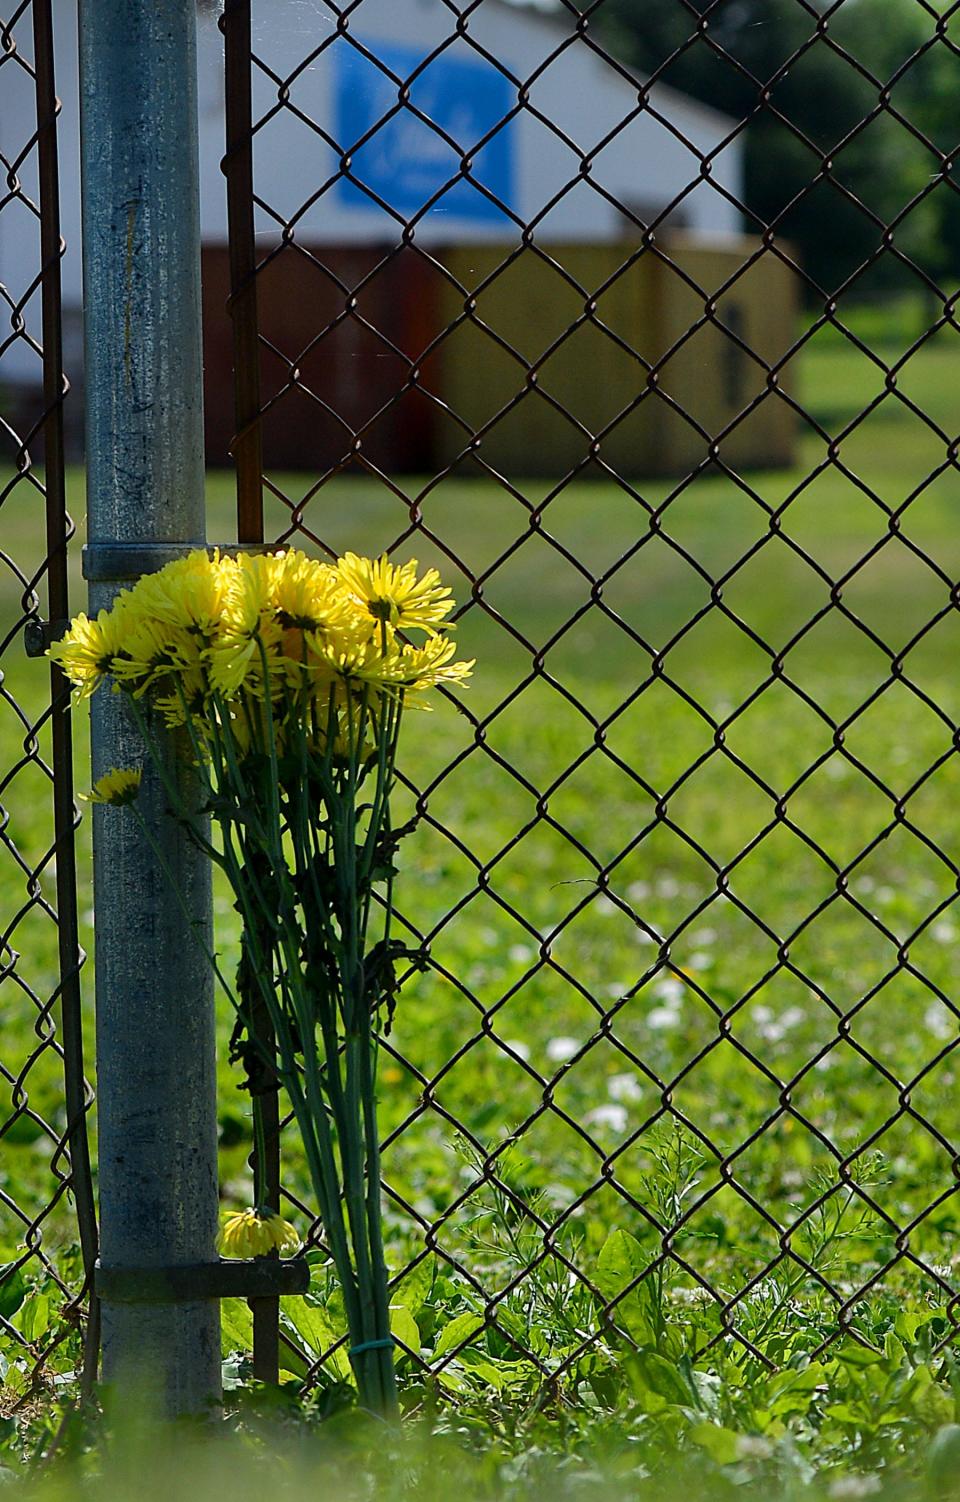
left=488, top=0, right=739, bottom=135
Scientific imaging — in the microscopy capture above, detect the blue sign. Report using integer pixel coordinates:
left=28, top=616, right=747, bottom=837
left=334, top=40, right=515, bottom=224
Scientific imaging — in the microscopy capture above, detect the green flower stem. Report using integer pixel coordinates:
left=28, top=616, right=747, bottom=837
left=309, top=691, right=396, bottom=1414
left=129, top=651, right=404, bottom=1417
left=349, top=694, right=401, bottom=1412
left=339, top=692, right=396, bottom=1411
left=251, top=1091, right=269, bottom=1211
left=220, top=802, right=363, bottom=1332
left=286, top=775, right=378, bottom=1376
left=252, top=667, right=372, bottom=1350
left=287, top=775, right=387, bottom=1409
left=359, top=1015, right=395, bottom=1410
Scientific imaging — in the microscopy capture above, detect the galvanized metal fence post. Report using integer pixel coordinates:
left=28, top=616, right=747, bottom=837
left=78, top=0, right=221, bottom=1412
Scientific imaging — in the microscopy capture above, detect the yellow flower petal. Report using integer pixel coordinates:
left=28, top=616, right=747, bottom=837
left=81, top=768, right=142, bottom=807
left=48, top=604, right=135, bottom=700
left=335, top=552, right=454, bottom=636
left=217, top=1207, right=300, bottom=1259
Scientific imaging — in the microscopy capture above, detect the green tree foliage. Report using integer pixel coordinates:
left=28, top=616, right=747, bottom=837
left=594, top=0, right=955, bottom=298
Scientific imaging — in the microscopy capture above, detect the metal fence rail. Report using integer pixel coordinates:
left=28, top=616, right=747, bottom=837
left=0, top=0, right=96, bottom=1400
left=217, top=0, right=960, bottom=1389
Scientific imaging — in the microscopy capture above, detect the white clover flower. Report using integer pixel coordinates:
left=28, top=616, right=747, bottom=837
left=828, top=1476, right=881, bottom=1499
left=932, top=920, right=957, bottom=943
left=546, top=1036, right=580, bottom=1063
left=653, top=978, right=684, bottom=1005
left=757, top=1020, right=785, bottom=1042
left=608, top=1073, right=643, bottom=1103
left=503, top=1039, right=530, bottom=1061
left=753, top=1004, right=806, bottom=1042
left=669, top=1285, right=707, bottom=1306
left=594, top=896, right=617, bottom=916
left=508, top=943, right=534, bottom=965
left=585, top=1104, right=628, bottom=1134
left=925, top=1002, right=955, bottom=1039
left=648, top=1007, right=681, bottom=1031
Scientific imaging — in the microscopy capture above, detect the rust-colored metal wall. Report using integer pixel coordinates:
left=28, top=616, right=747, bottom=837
left=202, top=243, right=441, bottom=473
left=434, top=238, right=798, bottom=477
left=202, top=236, right=797, bottom=477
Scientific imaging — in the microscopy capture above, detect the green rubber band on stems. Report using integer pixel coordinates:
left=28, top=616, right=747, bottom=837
left=349, top=1337, right=396, bottom=1357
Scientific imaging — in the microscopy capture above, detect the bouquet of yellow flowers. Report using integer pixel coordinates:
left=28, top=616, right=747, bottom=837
left=52, top=547, right=472, bottom=1416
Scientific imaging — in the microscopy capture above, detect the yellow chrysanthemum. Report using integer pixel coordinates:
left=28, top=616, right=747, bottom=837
left=301, top=624, right=383, bottom=691
left=216, top=690, right=287, bottom=760
left=48, top=604, right=134, bottom=700
left=206, top=633, right=262, bottom=700
left=126, top=550, right=238, bottom=639
left=355, top=635, right=474, bottom=698
left=151, top=667, right=210, bottom=730
left=271, top=552, right=346, bottom=632
left=207, top=552, right=370, bottom=700
left=206, top=553, right=287, bottom=698
left=81, top=768, right=142, bottom=807
left=273, top=553, right=370, bottom=693
left=335, top=553, right=454, bottom=635
left=216, top=1207, right=300, bottom=1259
left=109, top=615, right=207, bottom=698
left=51, top=546, right=469, bottom=730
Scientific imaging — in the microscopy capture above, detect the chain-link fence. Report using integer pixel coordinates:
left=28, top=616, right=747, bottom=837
left=214, top=0, right=960, bottom=1388
left=6, top=0, right=960, bottom=1408
left=0, top=0, right=96, bottom=1402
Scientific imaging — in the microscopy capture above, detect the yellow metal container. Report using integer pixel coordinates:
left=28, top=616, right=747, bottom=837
left=435, top=234, right=798, bottom=477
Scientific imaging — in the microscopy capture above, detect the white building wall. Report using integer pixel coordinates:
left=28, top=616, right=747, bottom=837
left=196, top=0, right=741, bottom=247
left=1, top=0, right=742, bottom=388
left=0, top=0, right=82, bottom=387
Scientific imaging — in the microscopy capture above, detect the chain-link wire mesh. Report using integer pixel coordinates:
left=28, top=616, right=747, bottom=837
left=216, top=0, right=960, bottom=1389
left=0, top=0, right=96, bottom=1403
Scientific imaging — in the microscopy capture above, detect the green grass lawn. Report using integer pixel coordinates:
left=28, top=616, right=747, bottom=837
left=3, top=309, right=960, bottom=1484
